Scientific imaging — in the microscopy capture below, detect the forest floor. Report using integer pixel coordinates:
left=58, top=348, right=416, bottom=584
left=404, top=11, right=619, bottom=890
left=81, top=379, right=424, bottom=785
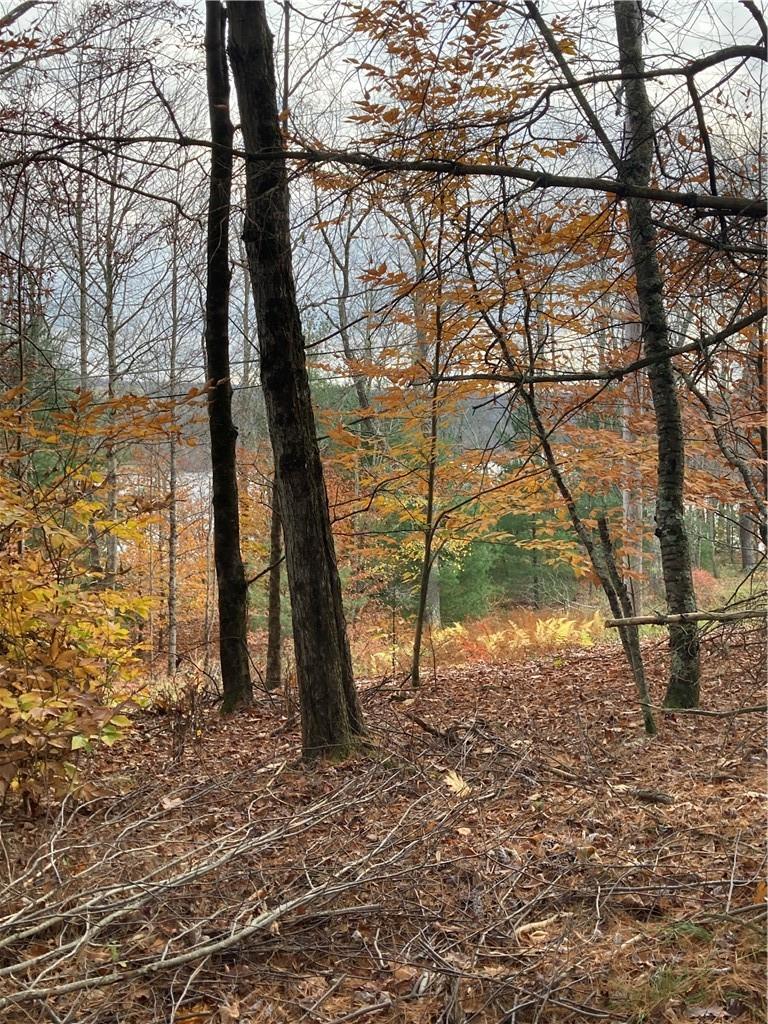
left=1, top=629, right=766, bottom=1024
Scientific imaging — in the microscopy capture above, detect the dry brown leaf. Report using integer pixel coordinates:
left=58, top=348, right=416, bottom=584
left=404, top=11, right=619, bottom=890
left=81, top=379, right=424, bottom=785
left=219, top=999, right=240, bottom=1024
left=443, top=770, right=471, bottom=798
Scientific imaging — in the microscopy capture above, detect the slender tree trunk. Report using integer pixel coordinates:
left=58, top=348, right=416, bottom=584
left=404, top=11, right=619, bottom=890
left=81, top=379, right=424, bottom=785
left=756, top=273, right=767, bottom=547
left=167, top=214, right=180, bottom=678
left=531, top=521, right=541, bottom=608
left=147, top=472, right=155, bottom=658
left=709, top=507, right=719, bottom=578
left=73, top=61, right=89, bottom=393
left=76, top=162, right=88, bottom=390
left=410, top=265, right=442, bottom=687
left=411, top=402, right=439, bottom=687
left=72, top=145, right=103, bottom=576
left=739, top=509, right=758, bottom=569
left=622, top=318, right=644, bottom=614
left=407, top=206, right=443, bottom=683
left=203, top=498, right=214, bottom=677
left=526, top=390, right=656, bottom=735
left=615, top=0, right=700, bottom=708
left=103, top=199, right=119, bottom=582
left=383, top=201, right=444, bottom=648
left=424, top=554, right=441, bottom=628
left=228, top=1, right=363, bottom=757
left=204, top=0, right=252, bottom=712
left=265, top=477, right=282, bottom=691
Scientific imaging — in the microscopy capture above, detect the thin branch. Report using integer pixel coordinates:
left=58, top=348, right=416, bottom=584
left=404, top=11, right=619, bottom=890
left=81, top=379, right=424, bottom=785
left=434, top=306, right=766, bottom=386
left=605, top=609, right=767, bottom=626
left=2, top=129, right=765, bottom=217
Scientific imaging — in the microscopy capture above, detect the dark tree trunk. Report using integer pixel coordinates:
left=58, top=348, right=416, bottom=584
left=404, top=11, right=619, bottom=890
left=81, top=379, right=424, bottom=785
left=615, top=0, right=700, bottom=709
left=204, top=1, right=252, bottom=712
left=227, top=1, right=364, bottom=758
left=265, top=478, right=282, bottom=691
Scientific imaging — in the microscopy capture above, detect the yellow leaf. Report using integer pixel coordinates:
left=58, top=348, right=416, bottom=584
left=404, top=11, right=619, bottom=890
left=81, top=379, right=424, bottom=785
left=443, top=769, right=471, bottom=799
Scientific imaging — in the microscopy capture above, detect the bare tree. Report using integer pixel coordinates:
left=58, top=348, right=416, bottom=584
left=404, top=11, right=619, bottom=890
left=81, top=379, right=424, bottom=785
left=227, top=1, right=364, bottom=757
left=204, top=0, right=252, bottom=711
left=615, top=0, right=700, bottom=708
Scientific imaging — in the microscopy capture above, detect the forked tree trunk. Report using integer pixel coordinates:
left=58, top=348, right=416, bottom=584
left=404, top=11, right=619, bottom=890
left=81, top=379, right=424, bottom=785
left=227, top=1, right=363, bottom=758
left=615, top=0, right=700, bottom=708
left=204, top=1, right=252, bottom=712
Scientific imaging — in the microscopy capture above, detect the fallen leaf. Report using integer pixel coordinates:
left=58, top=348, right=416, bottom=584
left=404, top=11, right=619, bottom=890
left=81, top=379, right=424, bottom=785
left=219, top=999, right=240, bottom=1023
left=443, top=770, right=471, bottom=798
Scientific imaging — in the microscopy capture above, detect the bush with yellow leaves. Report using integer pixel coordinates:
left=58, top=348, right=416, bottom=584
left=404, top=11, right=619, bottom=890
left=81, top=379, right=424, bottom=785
left=0, top=389, right=174, bottom=808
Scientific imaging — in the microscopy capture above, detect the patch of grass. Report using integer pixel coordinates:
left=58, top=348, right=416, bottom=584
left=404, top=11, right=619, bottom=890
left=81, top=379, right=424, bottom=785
left=612, top=964, right=708, bottom=1022
left=661, top=920, right=714, bottom=943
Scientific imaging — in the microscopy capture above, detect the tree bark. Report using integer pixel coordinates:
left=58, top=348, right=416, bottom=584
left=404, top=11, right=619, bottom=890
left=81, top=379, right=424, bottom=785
left=227, top=1, right=363, bottom=757
left=204, top=0, right=252, bottom=712
left=265, top=477, right=282, bottom=691
left=615, top=0, right=700, bottom=708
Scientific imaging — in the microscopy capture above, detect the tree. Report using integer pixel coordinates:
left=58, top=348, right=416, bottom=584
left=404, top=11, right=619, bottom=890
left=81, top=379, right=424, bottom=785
left=227, top=1, right=364, bottom=758
left=615, top=0, right=700, bottom=708
left=204, top=0, right=251, bottom=711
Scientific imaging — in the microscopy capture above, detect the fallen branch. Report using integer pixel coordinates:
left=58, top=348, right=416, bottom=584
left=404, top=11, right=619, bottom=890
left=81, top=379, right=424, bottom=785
left=648, top=703, right=767, bottom=718
left=605, top=608, right=767, bottom=627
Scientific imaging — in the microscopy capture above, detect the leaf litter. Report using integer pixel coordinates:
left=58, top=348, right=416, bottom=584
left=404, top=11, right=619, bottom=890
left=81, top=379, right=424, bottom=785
left=0, top=628, right=764, bottom=1023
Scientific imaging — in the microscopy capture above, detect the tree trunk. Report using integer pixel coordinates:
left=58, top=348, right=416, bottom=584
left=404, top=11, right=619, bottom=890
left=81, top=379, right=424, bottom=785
left=622, top=317, right=644, bottom=615
left=709, top=507, right=719, bottom=578
left=424, top=553, right=442, bottom=629
left=75, top=158, right=88, bottom=390
left=756, top=274, right=767, bottom=547
left=167, top=213, right=179, bottom=679
left=739, top=509, right=758, bottom=569
left=204, top=0, right=252, bottom=712
left=265, top=477, right=282, bottom=691
left=526, top=390, right=656, bottom=735
left=103, top=184, right=119, bottom=583
left=227, top=1, right=363, bottom=758
left=615, top=0, right=700, bottom=709
left=410, top=295, right=441, bottom=688
left=407, top=205, right=442, bottom=685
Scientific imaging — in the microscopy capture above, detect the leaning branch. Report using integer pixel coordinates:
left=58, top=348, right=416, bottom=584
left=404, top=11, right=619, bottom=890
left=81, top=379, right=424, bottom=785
left=277, top=147, right=766, bottom=217
left=434, top=306, right=766, bottom=387
left=646, top=703, right=767, bottom=717
left=605, top=609, right=767, bottom=627
left=1, top=129, right=765, bottom=218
